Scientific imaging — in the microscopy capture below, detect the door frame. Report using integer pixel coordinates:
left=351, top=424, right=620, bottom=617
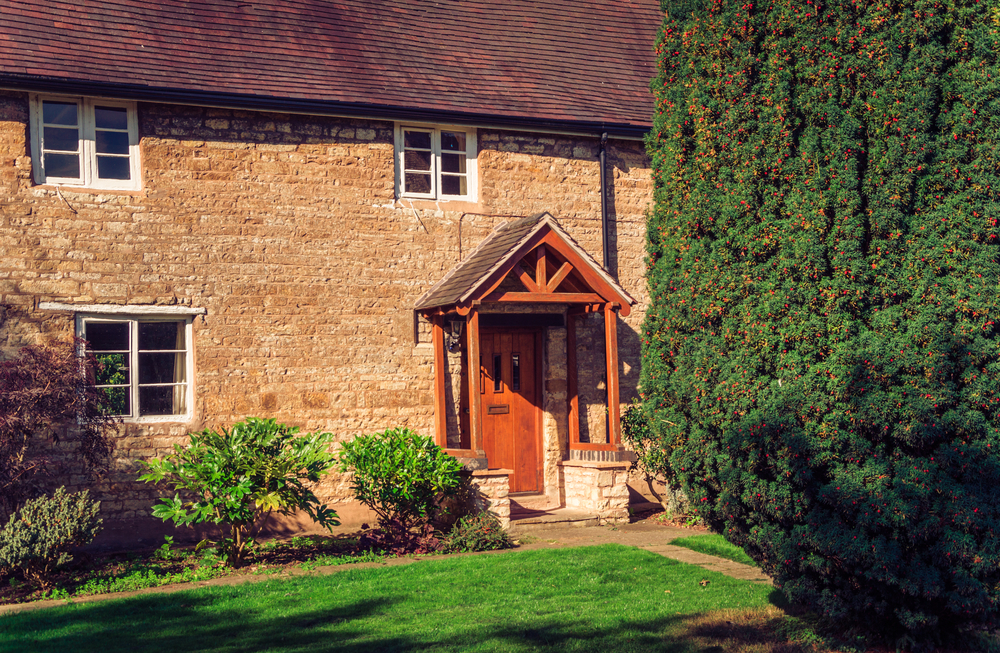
left=479, top=326, right=545, bottom=493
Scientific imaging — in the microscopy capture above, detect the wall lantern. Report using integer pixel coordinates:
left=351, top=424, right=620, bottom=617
left=446, top=320, right=464, bottom=352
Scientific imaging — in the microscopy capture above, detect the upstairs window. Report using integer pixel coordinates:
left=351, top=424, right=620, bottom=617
left=30, top=95, right=140, bottom=190
left=80, top=317, right=192, bottom=421
left=395, top=124, right=477, bottom=201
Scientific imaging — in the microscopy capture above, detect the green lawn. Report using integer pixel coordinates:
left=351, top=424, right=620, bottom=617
left=0, top=545, right=786, bottom=653
left=669, top=535, right=757, bottom=567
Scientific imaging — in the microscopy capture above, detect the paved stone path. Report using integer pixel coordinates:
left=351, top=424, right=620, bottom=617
left=0, top=522, right=770, bottom=616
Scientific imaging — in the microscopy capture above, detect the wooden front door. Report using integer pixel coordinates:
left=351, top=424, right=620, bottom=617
left=480, top=328, right=542, bottom=493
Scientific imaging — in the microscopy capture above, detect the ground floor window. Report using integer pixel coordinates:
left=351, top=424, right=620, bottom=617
left=79, top=317, right=192, bottom=420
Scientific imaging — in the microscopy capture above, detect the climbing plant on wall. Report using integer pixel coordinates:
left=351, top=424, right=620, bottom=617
left=643, top=0, right=1000, bottom=642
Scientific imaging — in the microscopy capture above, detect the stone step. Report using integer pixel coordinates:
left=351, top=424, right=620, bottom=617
left=508, top=508, right=600, bottom=533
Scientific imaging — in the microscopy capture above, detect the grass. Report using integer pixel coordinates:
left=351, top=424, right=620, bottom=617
left=0, top=544, right=796, bottom=653
left=669, top=534, right=757, bottom=566
left=0, top=534, right=385, bottom=606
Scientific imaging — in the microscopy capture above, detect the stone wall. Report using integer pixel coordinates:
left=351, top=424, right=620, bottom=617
left=560, top=460, right=631, bottom=523
left=0, top=90, right=654, bottom=535
left=467, top=470, right=511, bottom=529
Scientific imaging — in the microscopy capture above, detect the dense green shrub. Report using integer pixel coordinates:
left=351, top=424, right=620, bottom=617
left=644, top=0, right=1000, bottom=644
left=443, top=512, right=513, bottom=553
left=338, top=427, right=462, bottom=550
left=0, top=339, right=117, bottom=521
left=0, top=487, right=102, bottom=587
left=621, top=400, right=687, bottom=513
left=139, top=417, right=339, bottom=567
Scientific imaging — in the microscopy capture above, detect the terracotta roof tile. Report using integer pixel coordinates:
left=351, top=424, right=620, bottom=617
left=0, top=0, right=661, bottom=131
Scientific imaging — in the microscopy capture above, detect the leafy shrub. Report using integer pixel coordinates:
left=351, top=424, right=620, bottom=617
left=620, top=400, right=687, bottom=514
left=443, top=512, right=513, bottom=553
left=139, top=417, right=339, bottom=567
left=0, top=487, right=102, bottom=587
left=338, top=427, right=462, bottom=550
left=0, top=339, right=117, bottom=521
left=644, top=0, right=1000, bottom=644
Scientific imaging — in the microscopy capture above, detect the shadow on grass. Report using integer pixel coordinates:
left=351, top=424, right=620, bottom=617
left=1, top=587, right=808, bottom=653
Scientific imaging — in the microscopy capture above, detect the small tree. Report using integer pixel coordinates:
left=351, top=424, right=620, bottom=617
left=0, top=338, right=117, bottom=521
left=139, top=417, right=340, bottom=567
left=338, top=427, right=462, bottom=552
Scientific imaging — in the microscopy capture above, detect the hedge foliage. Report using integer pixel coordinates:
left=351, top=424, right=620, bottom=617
left=643, top=0, right=1000, bottom=641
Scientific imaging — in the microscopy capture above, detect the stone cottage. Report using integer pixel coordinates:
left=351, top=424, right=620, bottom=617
left=0, top=0, right=662, bottom=544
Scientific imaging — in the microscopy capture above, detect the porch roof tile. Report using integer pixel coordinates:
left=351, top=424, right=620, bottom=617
left=414, top=212, right=635, bottom=311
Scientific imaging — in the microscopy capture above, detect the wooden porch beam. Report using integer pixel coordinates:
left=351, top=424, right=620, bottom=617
left=515, top=263, right=540, bottom=293
left=604, top=303, right=621, bottom=446
left=568, top=442, right=621, bottom=452
left=466, top=307, right=484, bottom=458
left=535, top=245, right=547, bottom=289
left=567, top=311, right=580, bottom=447
left=482, top=291, right=604, bottom=304
left=431, top=315, right=448, bottom=448
left=538, top=231, right=632, bottom=317
left=546, top=261, right=574, bottom=292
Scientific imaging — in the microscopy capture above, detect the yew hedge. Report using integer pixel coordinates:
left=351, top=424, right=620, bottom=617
left=642, top=0, right=1000, bottom=643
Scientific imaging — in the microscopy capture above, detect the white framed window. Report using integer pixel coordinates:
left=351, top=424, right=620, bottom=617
left=395, top=124, right=477, bottom=200
left=77, top=315, right=193, bottom=422
left=29, top=95, right=141, bottom=190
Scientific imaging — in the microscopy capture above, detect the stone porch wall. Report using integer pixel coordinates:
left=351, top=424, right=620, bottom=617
left=560, top=460, right=631, bottom=524
left=467, top=470, right=511, bottom=529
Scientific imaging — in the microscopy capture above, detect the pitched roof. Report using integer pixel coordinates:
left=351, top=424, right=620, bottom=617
left=415, top=212, right=635, bottom=312
left=0, top=0, right=661, bottom=137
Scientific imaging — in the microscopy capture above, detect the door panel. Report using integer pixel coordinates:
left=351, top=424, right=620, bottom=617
left=481, top=329, right=540, bottom=493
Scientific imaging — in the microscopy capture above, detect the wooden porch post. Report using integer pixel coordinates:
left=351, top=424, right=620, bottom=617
left=604, top=302, right=621, bottom=446
left=431, top=314, right=448, bottom=448
left=566, top=309, right=580, bottom=446
left=466, top=306, right=485, bottom=458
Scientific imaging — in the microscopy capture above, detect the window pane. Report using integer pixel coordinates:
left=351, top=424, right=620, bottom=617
left=512, top=354, right=520, bottom=391
left=493, top=354, right=502, bottom=392
left=441, top=131, right=466, bottom=152
left=94, top=353, right=130, bottom=386
left=86, top=321, right=129, bottom=351
left=43, top=153, right=80, bottom=178
left=94, top=106, right=128, bottom=130
left=101, top=386, right=130, bottom=416
left=404, top=150, right=431, bottom=171
left=97, top=156, right=131, bottom=180
left=405, top=172, right=431, bottom=194
left=403, top=130, right=431, bottom=149
left=138, top=322, right=182, bottom=351
left=43, top=101, right=78, bottom=126
left=96, top=130, right=129, bottom=155
left=138, top=352, right=181, bottom=384
left=139, top=385, right=181, bottom=416
left=43, top=126, right=80, bottom=152
left=441, top=175, right=467, bottom=196
left=441, top=152, right=466, bottom=174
